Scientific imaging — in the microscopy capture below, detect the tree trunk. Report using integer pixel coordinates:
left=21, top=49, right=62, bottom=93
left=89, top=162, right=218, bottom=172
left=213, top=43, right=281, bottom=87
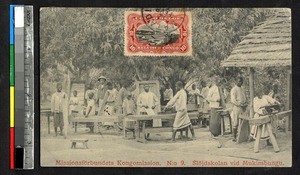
left=133, top=61, right=143, bottom=81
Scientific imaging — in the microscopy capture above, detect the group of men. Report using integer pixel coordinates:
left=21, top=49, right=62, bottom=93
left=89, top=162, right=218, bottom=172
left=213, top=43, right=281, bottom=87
left=52, top=74, right=276, bottom=145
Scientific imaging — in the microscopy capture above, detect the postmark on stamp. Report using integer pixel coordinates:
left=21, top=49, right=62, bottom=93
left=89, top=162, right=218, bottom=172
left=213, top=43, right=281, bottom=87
left=124, top=9, right=192, bottom=56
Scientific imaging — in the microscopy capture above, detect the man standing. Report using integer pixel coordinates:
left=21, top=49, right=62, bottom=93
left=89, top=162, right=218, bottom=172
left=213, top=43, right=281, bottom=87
left=164, top=81, right=195, bottom=141
left=51, top=83, right=67, bottom=136
left=96, top=76, right=107, bottom=109
left=137, top=84, right=160, bottom=127
left=230, top=77, right=247, bottom=142
left=163, top=83, right=173, bottom=105
left=69, top=90, right=79, bottom=123
left=199, top=80, right=209, bottom=127
left=100, top=82, right=118, bottom=129
left=115, top=81, right=130, bottom=114
left=206, top=76, right=228, bottom=148
left=85, top=83, right=95, bottom=105
left=188, top=84, right=200, bottom=105
left=207, top=76, right=222, bottom=136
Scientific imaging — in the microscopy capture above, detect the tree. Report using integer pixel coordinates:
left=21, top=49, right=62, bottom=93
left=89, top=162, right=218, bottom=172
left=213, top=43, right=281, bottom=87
left=40, top=8, right=275, bottom=92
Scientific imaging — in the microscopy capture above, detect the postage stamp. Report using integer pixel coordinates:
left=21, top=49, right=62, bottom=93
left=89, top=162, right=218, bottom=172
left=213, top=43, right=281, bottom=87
left=124, top=10, right=192, bottom=56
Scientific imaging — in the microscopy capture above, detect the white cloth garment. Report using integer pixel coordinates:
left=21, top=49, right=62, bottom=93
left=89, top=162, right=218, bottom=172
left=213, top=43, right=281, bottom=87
left=86, top=99, right=96, bottom=117
left=137, top=91, right=161, bottom=127
left=51, top=91, right=67, bottom=113
left=69, top=96, right=79, bottom=113
left=163, top=88, right=173, bottom=101
left=250, top=95, right=279, bottom=140
left=206, top=85, right=221, bottom=108
left=199, top=87, right=209, bottom=113
left=230, top=85, right=247, bottom=107
left=166, top=89, right=191, bottom=130
left=230, top=85, right=247, bottom=127
left=189, top=89, right=200, bottom=104
left=103, top=88, right=118, bottom=125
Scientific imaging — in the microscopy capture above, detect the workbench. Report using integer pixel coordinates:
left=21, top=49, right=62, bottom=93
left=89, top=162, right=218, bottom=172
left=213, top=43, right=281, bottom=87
left=70, top=115, right=119, bottom=133
left=124, top=112, right=199, bottom=143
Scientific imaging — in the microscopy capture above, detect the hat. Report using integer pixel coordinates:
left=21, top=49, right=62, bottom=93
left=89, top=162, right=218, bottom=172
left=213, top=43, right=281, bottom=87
left=98, top=76, right=107, bottom=81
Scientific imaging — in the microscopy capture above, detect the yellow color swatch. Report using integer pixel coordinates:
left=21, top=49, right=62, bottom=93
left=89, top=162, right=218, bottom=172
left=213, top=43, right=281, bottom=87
left=10, top=86, right=14, bottom=127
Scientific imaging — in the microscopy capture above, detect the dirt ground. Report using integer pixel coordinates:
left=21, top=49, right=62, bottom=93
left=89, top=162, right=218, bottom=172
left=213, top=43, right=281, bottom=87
left=40, top=116, right=292, bottom=167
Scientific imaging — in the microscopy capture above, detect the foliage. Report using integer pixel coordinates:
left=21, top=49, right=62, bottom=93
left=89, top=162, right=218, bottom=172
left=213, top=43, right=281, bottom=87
left=40, top=8, right=288, bottom=100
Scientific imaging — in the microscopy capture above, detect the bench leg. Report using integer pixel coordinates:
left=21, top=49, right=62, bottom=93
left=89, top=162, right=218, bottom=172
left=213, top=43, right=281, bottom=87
left=140, top=121, right=147, bottom=143
left=137, top=121, right=141, bottom=140
left=123, top=122, right=127, bottom=138
left=229, top=115, right=233, bottom=134
left=71, top=142, right=76, bottom=149
left=254, top=125, right=262, bottom=153
left=285, top=115, right=289, bottom=133
left=136, top=121, right=147, bottom=143
left=266, top=123, right=280, bottom=152
left=48, top=115, right=50, bottom=134
left=75, top=122, right=77, bottom=133
left=221, top=116, right=224, bottom=136
left=84, top=142, right=88, bottom=149
left=185, top=127, right=188, bottom=138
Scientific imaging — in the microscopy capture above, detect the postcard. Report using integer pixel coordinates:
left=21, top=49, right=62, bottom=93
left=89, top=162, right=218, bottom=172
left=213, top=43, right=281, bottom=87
left=40, top=8, right=291, bottom=167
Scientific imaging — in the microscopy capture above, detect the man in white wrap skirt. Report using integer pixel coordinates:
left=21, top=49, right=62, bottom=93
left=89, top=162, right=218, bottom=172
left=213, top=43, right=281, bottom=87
left=164, top=81, right=195, bottom=141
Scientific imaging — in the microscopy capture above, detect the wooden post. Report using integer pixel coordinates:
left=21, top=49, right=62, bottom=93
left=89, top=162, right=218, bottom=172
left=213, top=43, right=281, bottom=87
left=254, top=125, right=262, bottom=153
left=249, top=68, right=255, bottom=118
left=286, top=70, right=292, bottom=131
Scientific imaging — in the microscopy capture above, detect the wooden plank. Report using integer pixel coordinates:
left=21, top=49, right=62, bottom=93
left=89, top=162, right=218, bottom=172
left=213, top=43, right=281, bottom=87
left=237, top=119, right=250, bottom=143
left=249, top=116, right=270, bottom=125
left=126, top=112, right=199, bottom=121
left=276, top=110, right=292, bottom=119
left=249, top=68, right=254, bottom=118
left=70, top=116, right=119, bottom=123
left=287, top=71, right=292, bottom=131
left=145, top=127, right=173, bottom=133
left=70, top=139, right=88, bottom=142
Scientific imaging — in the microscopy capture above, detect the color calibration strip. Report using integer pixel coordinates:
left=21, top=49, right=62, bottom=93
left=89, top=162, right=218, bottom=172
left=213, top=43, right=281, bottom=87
left=10, top=5, right=15, bottom=169
left=10, top=5, right=35, bottom=170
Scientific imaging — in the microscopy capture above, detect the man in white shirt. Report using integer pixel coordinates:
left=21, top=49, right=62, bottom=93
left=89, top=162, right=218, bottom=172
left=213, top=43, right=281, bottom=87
left=189, top=84, right=200, bottom=105
left=51, top=83, right=67, bottom=136
left=163, top=83, right=173, bottom=105
left=96, top=76, right=107, bottom=108
left=137, top=84, right=160, bottom=128
left=230, top=77, right=247, bottom=142
left=85, top=92, right=96, bottom=133
left=199, top=80, right=209, bottom=127
left=85, top=83, right=95, bottom=105
left=206, top=76, right=226, bottom=148
left=164, top=81, right=195, bottom=141
left=69, top=90, right=79, bottom=124
left=100, top=82, right=118, bottom=129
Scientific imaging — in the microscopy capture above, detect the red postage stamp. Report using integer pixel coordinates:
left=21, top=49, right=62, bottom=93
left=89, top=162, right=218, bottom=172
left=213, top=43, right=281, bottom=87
left=124, top=10, right=192, bottom=56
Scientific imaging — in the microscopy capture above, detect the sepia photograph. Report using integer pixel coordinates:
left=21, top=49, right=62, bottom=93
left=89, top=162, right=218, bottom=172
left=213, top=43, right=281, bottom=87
left=39, top=8, right=292, bottom=167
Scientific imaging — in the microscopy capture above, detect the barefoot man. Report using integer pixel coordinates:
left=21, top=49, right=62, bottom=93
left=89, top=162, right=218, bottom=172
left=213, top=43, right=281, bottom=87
left=51, top=83, right=67, bottom=136
left=164, top=81, right=195, bottom=141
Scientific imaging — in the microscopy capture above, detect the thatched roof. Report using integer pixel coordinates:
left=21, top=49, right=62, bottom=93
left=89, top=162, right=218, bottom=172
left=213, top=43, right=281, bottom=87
left=221, top=9, right=291, bottom=68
